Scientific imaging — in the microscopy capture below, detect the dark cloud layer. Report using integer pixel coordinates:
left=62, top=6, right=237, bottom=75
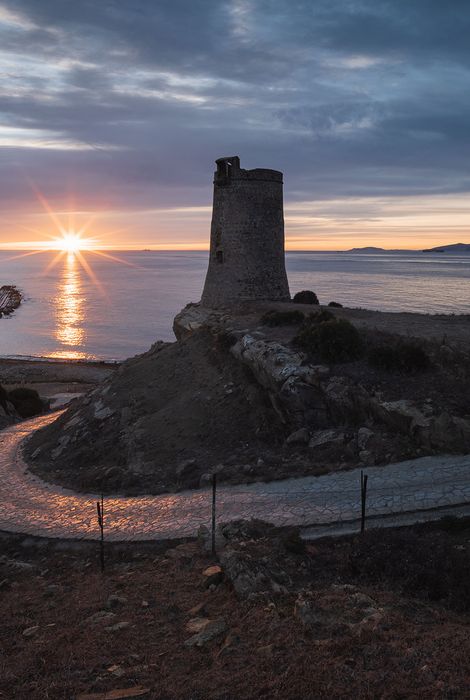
left=1, top=0, right=470, bottom=221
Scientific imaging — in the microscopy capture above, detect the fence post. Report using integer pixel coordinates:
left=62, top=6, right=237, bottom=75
left=211, top=473, right=217, bottom=555
left=360, top=470, right=368, bottom=533
left=96, top=493, right=105, bottom=572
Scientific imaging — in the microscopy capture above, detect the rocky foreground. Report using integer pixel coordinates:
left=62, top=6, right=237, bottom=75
left=25, top=302, right=470, bottom=494
left=2, top=516, right=470, bottom=699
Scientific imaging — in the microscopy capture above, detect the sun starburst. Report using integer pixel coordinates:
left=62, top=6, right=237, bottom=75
left=53, top=232, right=90, bottom=253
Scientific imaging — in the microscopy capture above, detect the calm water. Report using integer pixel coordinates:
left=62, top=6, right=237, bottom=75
left=0, top=250, right=469, bottom=360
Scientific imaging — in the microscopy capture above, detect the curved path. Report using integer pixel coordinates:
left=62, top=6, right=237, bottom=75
left=2, top=413, right=470, bottom=542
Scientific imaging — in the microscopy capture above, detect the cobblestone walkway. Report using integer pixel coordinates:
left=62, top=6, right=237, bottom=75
left=1, top=413, right=470, bottom=541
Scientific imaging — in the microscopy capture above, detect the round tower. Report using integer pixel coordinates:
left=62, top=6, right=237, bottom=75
left=201, top=156, right=290, bottom=307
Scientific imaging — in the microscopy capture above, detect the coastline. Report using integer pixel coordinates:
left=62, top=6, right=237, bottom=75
left=0, top=355, right=118, bottom=386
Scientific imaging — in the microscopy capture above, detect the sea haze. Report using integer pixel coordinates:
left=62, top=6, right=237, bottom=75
left=0, top=250, right=469, bottom=361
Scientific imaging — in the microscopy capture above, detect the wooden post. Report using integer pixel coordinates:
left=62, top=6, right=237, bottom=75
left=211, top=473, right=217, bottom=555
left=360, top=471, right=368, bottom=533
left=96, top=494, right=105, bottom=572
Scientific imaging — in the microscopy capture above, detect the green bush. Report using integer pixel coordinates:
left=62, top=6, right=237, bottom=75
left=261, top=309, right=305, bottom=326
left=292, top=290, right=319, bottom=305
left=368, top=342, right=430, bottom=373
left=294, top=318, right=364, bottom=363
left=307, top=309, right=334, bottom=324
left=328, top=301, right=343, bottom=308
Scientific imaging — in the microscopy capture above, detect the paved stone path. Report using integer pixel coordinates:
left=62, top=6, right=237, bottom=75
left=2, top=413, right=470, bottom=542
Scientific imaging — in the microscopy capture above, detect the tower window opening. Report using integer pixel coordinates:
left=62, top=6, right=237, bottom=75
left=216, top=250, right=224, bottom=263
left=217, top=161, right=232, bottom=178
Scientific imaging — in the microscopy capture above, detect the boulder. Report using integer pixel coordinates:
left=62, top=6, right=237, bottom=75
left=309, top=429, right=344, bottom=449
left=357, top=427, right=374, bottom=450
left=219, top=546, right=289, bottom=598
left=176, top=458, right=198, bottom=479
left=286, top=428, right=310, bottom=445
left=184, top=618, right=227, bottom=647
left=376, top=400, right=429, bottom=435
left=202, top=565, right=224, bottom=588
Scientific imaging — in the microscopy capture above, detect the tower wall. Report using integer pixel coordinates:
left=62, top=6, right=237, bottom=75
left=201, top=156, right=290, bottom=307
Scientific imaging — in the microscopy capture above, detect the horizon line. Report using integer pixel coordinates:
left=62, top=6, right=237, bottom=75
left=0, top=245, right=448, bottom=253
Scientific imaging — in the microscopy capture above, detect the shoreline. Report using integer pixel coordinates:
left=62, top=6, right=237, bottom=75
left=0, top=354, right=120, bottom=366
left=0, top=355, right=118, bottom=386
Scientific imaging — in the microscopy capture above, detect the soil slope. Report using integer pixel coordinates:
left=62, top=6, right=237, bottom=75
left=26, top=332, right=283, bottom=493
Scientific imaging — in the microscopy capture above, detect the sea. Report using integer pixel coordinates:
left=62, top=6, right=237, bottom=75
left=0, top=249, right=469, bottom=361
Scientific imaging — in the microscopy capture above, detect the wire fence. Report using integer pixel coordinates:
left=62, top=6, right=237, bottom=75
left=6, top=439, right=470, bottom=568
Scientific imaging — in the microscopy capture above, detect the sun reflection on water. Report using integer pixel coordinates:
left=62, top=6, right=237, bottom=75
left=51, top=252, right=88, bottom=359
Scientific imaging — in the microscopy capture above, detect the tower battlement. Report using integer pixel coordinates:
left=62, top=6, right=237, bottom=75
left=201, top=156, right=290, bottom=307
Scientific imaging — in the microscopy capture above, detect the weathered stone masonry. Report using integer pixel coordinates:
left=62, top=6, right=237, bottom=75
left=201, top=156, right=290, bottom=307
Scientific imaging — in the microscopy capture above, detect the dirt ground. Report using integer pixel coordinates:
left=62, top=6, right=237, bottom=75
left=26, top=332, right=286, bottom=493
left=235, top=301, right=470, bottom=350
left=1, top=517, right=470, bottom=699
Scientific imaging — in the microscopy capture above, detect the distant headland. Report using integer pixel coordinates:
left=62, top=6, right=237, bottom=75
left=422, top=243, right=470, bottom=253
left=347, top=243, right=470, bottom=254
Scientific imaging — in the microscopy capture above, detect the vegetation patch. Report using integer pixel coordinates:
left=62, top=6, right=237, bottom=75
left=294, top=317, right=364, bottom=363
left=349, top=527, right=470, bottom=611
left=261, top=309, right=305, bottom=326
left=3, top=385, right=45, bottom=418
left=368, top=342, right=431, bottom=373
left=292, top=290, right=319, bottom=305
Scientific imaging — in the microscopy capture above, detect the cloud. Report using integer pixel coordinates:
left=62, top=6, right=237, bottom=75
left=0, top=0, right=470, bottom=247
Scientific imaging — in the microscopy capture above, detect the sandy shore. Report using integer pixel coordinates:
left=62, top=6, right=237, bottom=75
left=0, top=356, right=117, bottom=385
left=0, top=356, right=118, bottom=408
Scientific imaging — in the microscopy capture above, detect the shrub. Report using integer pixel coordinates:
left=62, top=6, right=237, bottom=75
left=261, top=309, right=305, bottom=326
left=7, top=386, right=44, bottom=418
left=328, top=301, right=343, bottom=308
left=368, top=342, right=430, bottom=373
left=294, top=318, right=364, bottom=363
left=8, top=387, right=40, bottom=401
left=0, top=384, right=9, bottom=413
left=349, top=529, right=470, bottom=611
left=307, top=309, right=334, bottom=324
left=292, top=290, right=319, bottom=305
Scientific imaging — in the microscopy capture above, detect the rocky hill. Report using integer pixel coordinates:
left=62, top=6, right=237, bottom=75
left=25, top=302, right=470, bottom=494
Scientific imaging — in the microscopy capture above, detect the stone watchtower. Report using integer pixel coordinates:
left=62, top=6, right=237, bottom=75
left=201, top=156, right=290, bottom=307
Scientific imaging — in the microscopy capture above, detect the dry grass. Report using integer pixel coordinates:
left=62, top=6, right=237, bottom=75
left=1, top=523, right=470, bottom=699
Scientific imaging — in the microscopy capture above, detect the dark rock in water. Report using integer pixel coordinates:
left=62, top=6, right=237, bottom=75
left=0, top=285, right=22, bottom=317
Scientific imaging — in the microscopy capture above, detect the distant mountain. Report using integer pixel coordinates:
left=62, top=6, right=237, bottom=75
left=423, top=243, right=470, bottom=253
left=347, top=246, right=408, bottom=253
left=348, top=246, right=385, bottom=253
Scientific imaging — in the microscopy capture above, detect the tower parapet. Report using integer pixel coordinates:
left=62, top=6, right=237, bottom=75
left=201, top=156, right=290, bottom=307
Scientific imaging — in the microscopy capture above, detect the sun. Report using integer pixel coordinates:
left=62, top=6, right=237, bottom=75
left=56, top=232, right=84, bottom=253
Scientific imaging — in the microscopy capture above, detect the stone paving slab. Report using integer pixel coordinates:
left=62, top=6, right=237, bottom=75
left=1, top=413, right=470, bottom=542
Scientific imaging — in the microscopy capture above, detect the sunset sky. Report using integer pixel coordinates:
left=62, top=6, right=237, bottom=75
left=1, top=0, right=469, bottom=250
